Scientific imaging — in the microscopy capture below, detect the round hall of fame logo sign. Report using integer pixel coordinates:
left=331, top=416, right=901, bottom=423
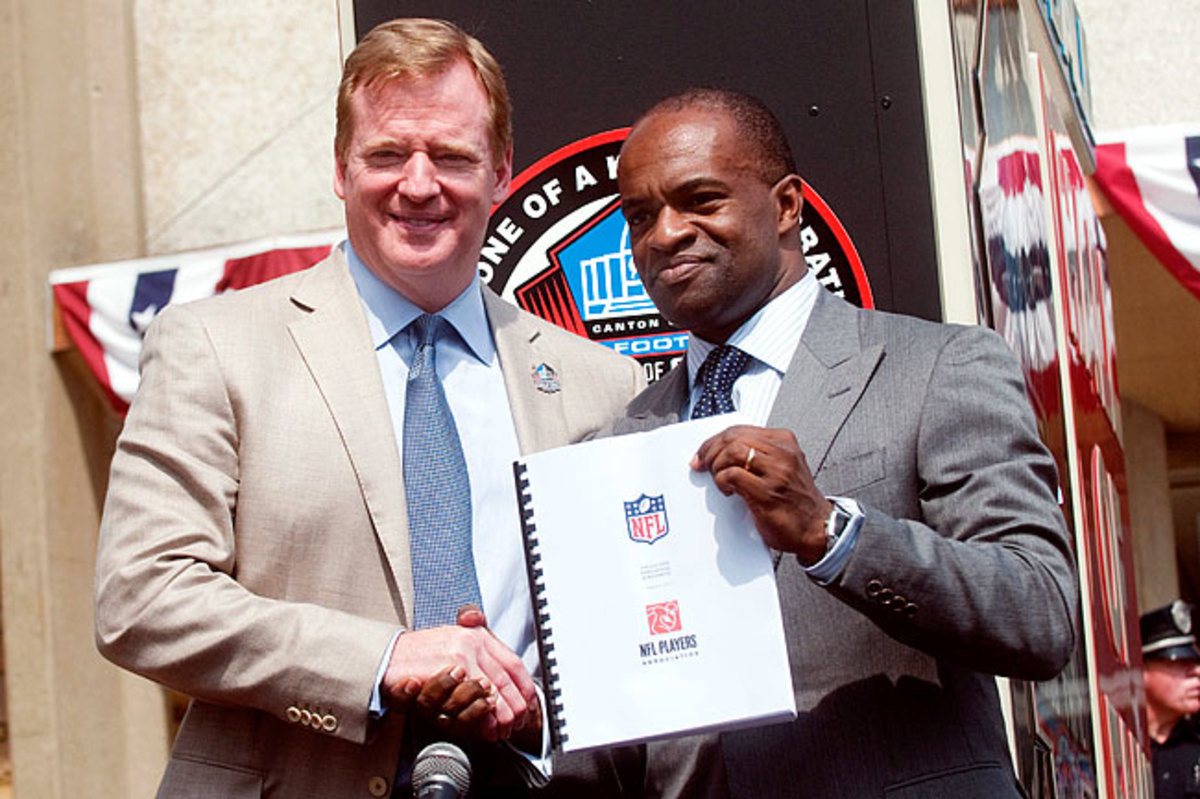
left=478, top=129, right=874, bottom=382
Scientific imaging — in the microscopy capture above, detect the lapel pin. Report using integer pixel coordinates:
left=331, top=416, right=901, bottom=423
left=532, top=362, right=562, bottom=394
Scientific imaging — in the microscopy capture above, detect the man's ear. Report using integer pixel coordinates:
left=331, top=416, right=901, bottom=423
left=333, top=147, right=347, bottom=201
left=773, top=174, right=805, bottom=235
left=492, top=144, right=514, bottom=205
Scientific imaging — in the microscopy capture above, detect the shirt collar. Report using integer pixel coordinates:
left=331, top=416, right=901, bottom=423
left=345, top=241, right=495, bottom=364
left=686, top=268, right=820, bottom=388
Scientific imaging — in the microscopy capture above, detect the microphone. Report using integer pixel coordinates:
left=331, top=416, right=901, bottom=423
left=412, top=741, right=472, bottom=799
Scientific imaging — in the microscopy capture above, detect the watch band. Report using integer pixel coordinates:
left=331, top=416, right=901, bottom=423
left=825, top=499, right=854, bottom=553
left=806, top=496, right=865, bottom=585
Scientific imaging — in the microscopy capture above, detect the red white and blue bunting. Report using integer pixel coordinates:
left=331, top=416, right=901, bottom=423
left=1093, top=127, right=1200, bottom=303
left=50, top=229, right=343, bottom=413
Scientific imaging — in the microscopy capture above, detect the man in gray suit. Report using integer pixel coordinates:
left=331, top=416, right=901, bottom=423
left=94, top=19, right=643, bottom=797
left=613, top=88, right=1077, bottom=798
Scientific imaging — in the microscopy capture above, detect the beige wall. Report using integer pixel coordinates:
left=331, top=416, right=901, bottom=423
left=134, top=0, right=345, bottom=254
left=0, top=1, right=170, bottom=797
left=1107, top=207, right=1200, bottom=610
left=1, top=1, right=345, bottom=796
left=1122, top=401, right=1179, bottom=612
left=1073, top=0, right=1200, bottom=135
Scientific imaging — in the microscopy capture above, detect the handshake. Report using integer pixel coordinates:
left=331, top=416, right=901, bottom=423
left=382, top=604, right=542, bottom=753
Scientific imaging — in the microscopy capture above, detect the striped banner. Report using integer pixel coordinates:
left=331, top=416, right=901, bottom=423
left=50, top=229, right=344, bottom=413
left=1093, top=127, right=1200, bottom=302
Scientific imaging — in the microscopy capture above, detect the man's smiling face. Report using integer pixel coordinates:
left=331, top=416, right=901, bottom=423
left=617, top=107, right=800, bottom=344
left=335, top=59, right=511, bottom=311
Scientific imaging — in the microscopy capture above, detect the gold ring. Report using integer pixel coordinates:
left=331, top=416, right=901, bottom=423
left=744, top=446, right=756, bottom=471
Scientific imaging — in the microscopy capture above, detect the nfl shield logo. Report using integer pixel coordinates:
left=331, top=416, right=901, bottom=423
left=624, top=493, right=669, bottom=544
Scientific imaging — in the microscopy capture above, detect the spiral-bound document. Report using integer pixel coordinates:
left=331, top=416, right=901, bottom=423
left=514, top=415, right=796, bottom=753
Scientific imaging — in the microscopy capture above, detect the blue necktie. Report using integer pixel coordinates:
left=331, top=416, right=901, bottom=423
left=404, top=314, right=482, bottom=629
left=691, top=345, right=751, bottom=419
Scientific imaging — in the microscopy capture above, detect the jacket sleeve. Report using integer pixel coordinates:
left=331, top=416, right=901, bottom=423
left=826, top=325, right=1078, bottom=680
left=93, top=303, right=398, bottom=745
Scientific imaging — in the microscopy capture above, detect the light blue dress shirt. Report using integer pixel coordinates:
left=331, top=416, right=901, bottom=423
left=345, top=244, right=549, bottom=770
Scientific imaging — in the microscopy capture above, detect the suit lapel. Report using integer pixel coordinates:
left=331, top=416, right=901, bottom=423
left=287, top=249, right=414, bottom=623
left=769, top=290, right=883, bottom=476
left=483, top=289, right=574, bottom=455
left=619, top=364, right=686, bottom=433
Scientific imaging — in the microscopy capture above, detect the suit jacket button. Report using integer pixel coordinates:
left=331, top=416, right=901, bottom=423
left=878, top=587, right=894, bottom=603
left=368, top=776, right=389, bottom=797
left=322, top=714, right=338, bottom=732
left=866, top=579, right=883, bottom=597
left=286, top=706, right=301, bottom=724
left=299, top=709, right=312, bottom=726
left=903, top=602, right=918, bottom=617
left=890, top=594, right=907, bottom=609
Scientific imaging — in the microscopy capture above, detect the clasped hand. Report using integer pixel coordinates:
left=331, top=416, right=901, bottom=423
left=381, top=605, right=540, bottom=748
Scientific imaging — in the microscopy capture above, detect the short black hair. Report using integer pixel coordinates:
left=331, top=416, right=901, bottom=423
left=634, top=87, right=798, bottom=184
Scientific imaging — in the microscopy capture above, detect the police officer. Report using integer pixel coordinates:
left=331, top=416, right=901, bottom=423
left=1143, top=600, right=1200, bottom=798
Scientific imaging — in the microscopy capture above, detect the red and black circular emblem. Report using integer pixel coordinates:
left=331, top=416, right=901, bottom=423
left=480, top=130, right=872, bottom=381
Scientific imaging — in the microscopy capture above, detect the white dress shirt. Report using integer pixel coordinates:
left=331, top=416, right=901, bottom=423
left=684, top=269, right=820, bottom=424
left=683, top=269, right=862, bottom=583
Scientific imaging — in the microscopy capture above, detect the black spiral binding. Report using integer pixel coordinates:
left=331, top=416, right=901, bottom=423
left=513, top=461, right=568, bottom=749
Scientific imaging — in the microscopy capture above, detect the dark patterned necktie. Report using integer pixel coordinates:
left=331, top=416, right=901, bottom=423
left=403, top=314, right=482, bottom=629
left=691, top=345, right=751, bottom=419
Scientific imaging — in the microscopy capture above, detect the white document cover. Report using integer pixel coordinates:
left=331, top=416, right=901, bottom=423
left=514, top=414, right=796, bottom=752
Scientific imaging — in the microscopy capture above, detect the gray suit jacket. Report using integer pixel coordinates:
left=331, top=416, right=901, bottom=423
left=94, top=248, right=645, bottom=798
left=615, top=290, right=1077, bottom=799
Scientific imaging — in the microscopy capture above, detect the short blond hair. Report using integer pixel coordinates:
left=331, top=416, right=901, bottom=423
left=335, top=18, right=512, bottom=166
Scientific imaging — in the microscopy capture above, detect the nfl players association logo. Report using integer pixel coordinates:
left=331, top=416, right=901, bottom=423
left=646, top=600, right=682, bottom=635
left=625, top=493, right=669, bottom=544
left=479, top=129, right=874, bottom=386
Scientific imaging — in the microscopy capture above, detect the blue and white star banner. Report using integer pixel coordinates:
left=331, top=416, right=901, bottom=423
left=50, top=229, right=344, bottom=413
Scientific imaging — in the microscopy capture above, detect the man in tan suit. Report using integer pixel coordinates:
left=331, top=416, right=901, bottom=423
left=94, top=18, right=643, bottom=798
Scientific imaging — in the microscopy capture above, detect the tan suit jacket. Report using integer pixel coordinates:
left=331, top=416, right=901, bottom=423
left=94, top=248, right=645, bottom=798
